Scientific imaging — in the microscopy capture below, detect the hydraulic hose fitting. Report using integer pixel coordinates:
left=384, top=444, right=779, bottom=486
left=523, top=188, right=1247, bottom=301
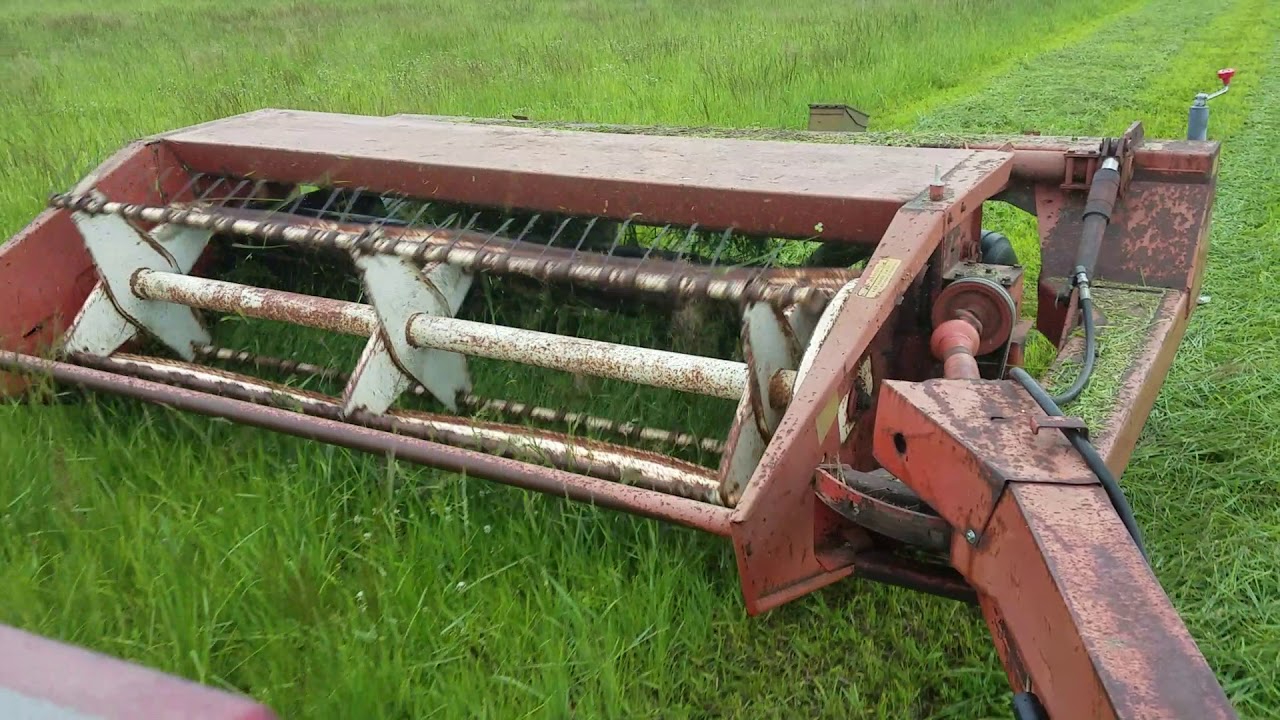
left=1075, top=156, right=1121, bottom=285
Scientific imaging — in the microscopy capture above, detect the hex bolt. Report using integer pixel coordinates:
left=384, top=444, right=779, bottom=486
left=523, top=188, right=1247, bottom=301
left=964, top=529, right=979, bottom=545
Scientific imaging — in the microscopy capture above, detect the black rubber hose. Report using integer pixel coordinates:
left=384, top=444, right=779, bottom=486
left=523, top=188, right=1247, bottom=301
left=1010, top=366, right=1148, bottom=561
left=1076, top=159, right=1121, bottom=281
left=1012, top=692, right=1050, bottom=720
left=1049, top=289, right=1098, bottom=405
left=980, top=229, right=1020, bottom=266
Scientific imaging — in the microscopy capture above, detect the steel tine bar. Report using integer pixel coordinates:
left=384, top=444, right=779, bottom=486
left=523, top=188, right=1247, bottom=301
left=604, top=216, right=636, bottom=259
left=171, top=172, right=207, bottom=205
left=674, top=223, right=699, bottom=262
left=66, top=352, right=731, bottom=527
left=192, top=345, right=726, bottom=455
left=193, top=177, right=228, bottom=205
left=315, top=187, right=344, bottom=219
left=569, top=216, right=600, bottom=261
left=338, top=187, right=365, bottom=222
left=50, top=196, right=844, bottom=309
left=511, top=213, right=543, bottom=245
left=533, top=216, right=575, bottom=265
left=708, top=228, right=735, bottom=268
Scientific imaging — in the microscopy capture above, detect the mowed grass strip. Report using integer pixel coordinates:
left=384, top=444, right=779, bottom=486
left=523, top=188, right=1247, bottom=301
left=913, top=0, right=1279, bottom=713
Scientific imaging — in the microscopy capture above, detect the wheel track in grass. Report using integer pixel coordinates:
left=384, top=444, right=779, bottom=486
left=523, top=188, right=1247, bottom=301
left=900, top=0, right=1243, bottom=135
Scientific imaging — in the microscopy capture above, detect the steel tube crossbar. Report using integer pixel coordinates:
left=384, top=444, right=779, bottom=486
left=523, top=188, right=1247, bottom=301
left=132, top=270, right=790, bottom=403
left=406, top=314, right=755, bottom=402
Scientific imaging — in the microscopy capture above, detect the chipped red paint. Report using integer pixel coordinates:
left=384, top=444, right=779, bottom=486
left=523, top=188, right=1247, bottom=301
left=0, top=142, right=192, bottom=393
left=875, top=378, right=1236, bottom=718
left=974, top=485, right=1235, bottom=719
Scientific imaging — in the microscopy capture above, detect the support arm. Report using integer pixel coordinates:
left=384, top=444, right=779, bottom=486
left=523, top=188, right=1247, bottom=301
left=873, top=379, right=1235, bottom=719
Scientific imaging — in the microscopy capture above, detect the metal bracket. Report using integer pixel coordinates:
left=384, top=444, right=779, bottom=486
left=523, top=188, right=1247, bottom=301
left=1107, top=121, right=1144, bottom=197
left=814, top=466, right=952, bottom=553
left=717, top=301, right=810, bottom=506
left=343, top=255, right=473, bottom=414
left=1061, top=121, right=1144, bottom=193
left=1060, top=151, right=1100, bottom=191
left=63, top=212, right=212, bottom=360
left=1029, top=414, right=1089, bottom=441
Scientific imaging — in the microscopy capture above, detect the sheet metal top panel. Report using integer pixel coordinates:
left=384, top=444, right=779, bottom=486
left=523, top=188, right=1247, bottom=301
left=158, top=109, right=1013, bottom=243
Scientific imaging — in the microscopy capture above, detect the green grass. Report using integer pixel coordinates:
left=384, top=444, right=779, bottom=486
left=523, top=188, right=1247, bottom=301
left=2, top=0, right=1279, bottom=718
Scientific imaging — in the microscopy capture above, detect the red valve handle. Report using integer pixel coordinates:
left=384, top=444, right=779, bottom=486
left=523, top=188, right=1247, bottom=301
left=1218, top=68, right=1236, bottom=86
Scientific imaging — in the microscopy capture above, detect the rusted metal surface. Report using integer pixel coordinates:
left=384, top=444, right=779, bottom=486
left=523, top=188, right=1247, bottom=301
left=153, top=108, right=1013, bottom=244
left=727, top=151, right=1013, bottom=612
left=382, top=113, right=1219, bottom=181
left=814, top=466, right=950, bottom=552
left=969, top=484, right=1236, bottom=719
left=0, top=350, right=733, bottom=534
left=49, top=195, right=854, bottom=310
left=1036, top=177, right=1217, bottom=294
left=1029, top=414, right=1089, bottom=438
left=82, top=352, right=724, bottom=504
left=873, top=379, right=1097, bottom=539
left=133, top=270, right=378, bottom=335
left=194, top=345, right=727, bottom=454
left=141, top=268, right=786, bottom=413
left=874, top=374, right=1235, bottom=717
left=1067, top=289, right=1189, bottom=475
left=407, top=313, right=772, bottom=403
left=0, top=210, right=96, bottom=394
left=0, top=110, right=1234, bottom=713
left=1007, top=318, right=1032, bottom=370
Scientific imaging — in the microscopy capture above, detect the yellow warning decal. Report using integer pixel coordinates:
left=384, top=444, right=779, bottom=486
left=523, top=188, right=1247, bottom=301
left=815, top=394, right=842, bottom=441
left=856, top=257, right=902, bottom=298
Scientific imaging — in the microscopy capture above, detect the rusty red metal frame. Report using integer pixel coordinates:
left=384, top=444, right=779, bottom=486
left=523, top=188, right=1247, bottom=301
left=0, top=111, right=1233, bottom=717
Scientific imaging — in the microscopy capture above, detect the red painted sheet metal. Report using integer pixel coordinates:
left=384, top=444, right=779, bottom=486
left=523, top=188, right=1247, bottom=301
left=0, top=142, right=188, bottom=395
left=0, top=624, right=276, bottom=720
left=873, top=376, right=1236, bottom=717
left=973, top=485, right=1236, bottom=719
left=156, top=109, right=1013, bottom=243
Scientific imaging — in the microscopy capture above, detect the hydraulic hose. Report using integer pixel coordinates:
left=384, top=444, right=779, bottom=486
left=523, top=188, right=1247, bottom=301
left=1075, top=156, right=1121, bottom=281
left=1052, top=154, right=1120, bottom=407
left=1049, top=275, right=1098, bottom=405
left=1010, top=367, right=1148, bottom=561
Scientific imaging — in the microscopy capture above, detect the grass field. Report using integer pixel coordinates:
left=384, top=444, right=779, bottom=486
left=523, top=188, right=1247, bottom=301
left=2, top=0, right=1279, bottom=718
